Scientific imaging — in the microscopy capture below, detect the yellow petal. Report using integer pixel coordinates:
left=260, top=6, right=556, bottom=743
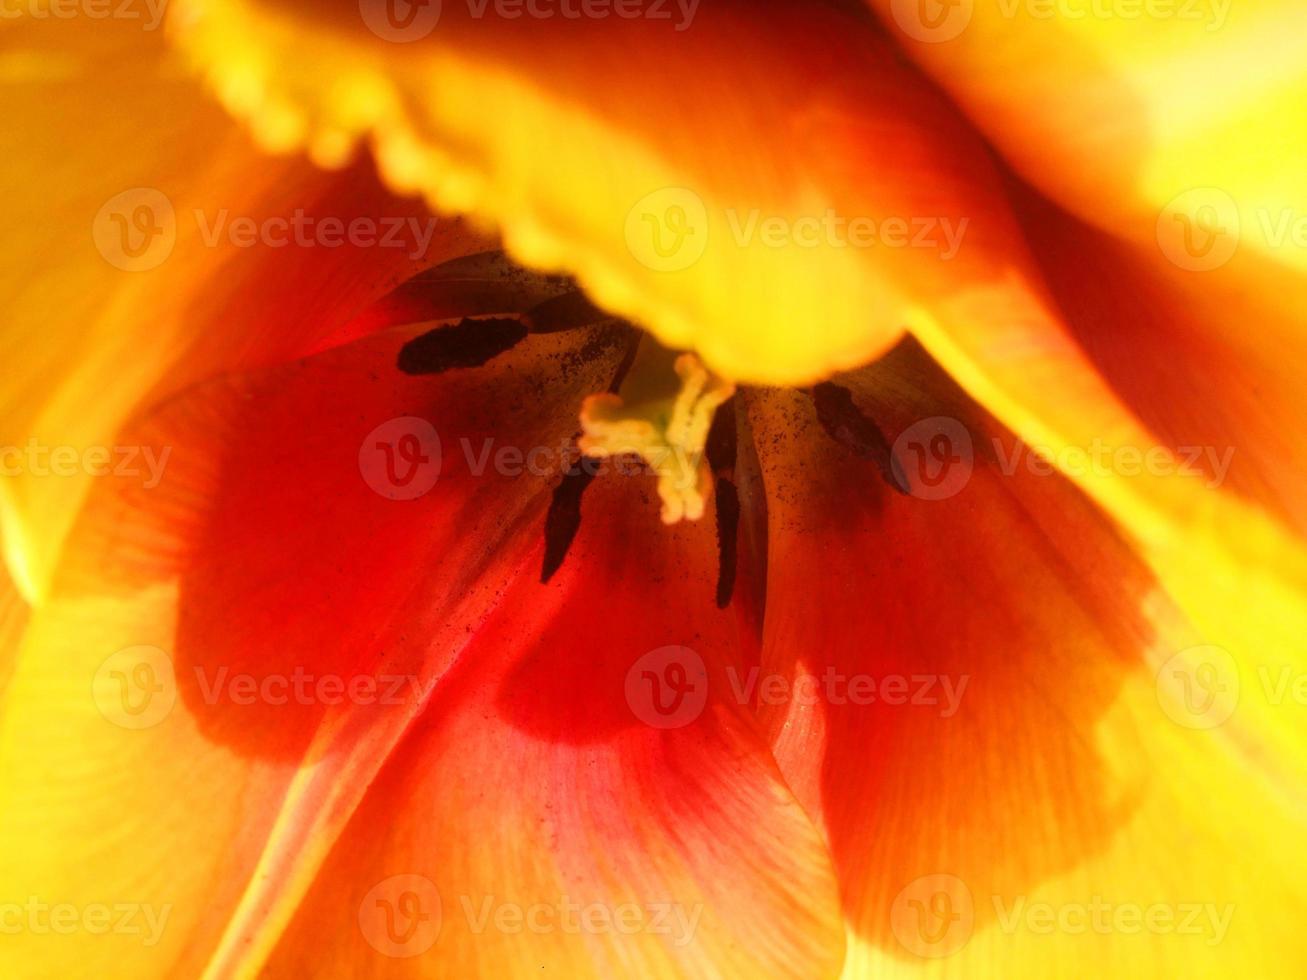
left=869, top=0, right=1307, bottom=273
left=0, top=14, right=486, bottom=601
left=0, top=530, right=28, bottom=698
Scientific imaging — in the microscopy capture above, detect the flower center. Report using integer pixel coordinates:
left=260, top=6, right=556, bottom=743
left=375, top=250, right=905, bottom=604
left=579, top=343, right=736, bottom=525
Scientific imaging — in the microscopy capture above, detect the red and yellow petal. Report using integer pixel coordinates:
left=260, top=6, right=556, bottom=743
left=0, top=321, right=628, bottom=978
left=262, top=476, right=844, bottom=979
left=0, top=13, right=487, bottom=601
left=747, top=341, right=1307, bottom=977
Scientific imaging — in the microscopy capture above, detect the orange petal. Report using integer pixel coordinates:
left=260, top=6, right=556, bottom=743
left=0, top=13, right=488, bottom=600
left=748, top=340, right=1307, bottom=976
left=262, top=474, right=844, bottom=979
left=0, top=320, right=628, bottom=979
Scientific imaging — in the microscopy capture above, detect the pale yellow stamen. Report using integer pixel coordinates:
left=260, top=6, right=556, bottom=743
left=579, top=350, right=735, bottom=524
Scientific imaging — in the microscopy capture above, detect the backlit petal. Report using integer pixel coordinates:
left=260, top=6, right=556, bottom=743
left=868, top=0, right=1307, bottom=272
left=0, top=320, right=626, bottom=978
left=0, top=14, right=486, bottom=600
left=263, top=477, right=845, bottom=979
left=749, top=340, right=1307, bottom=977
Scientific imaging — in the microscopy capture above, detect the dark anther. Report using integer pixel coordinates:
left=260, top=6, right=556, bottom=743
left=397, top=317, right=528, bottom=375
left=706, top=396, right=740, bottom=607
left=539, top=335, right=641, bottom=584
left=713, top=478, right=740, bottom=608
left=607, top=332, right=642, bottom=394
left=540, top=455, right=596, bottom=584
left=811, top=381, right=909, bottom=494
left=705, top=395, right=738, bottom=475
left=523, top=291, right=610, bottom=334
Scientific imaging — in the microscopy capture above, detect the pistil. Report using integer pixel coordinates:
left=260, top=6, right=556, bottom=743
left=578, top=342, right=736, bottom=524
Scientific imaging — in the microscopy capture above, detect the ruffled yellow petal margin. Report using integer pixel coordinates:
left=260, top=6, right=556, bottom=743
left=167, top=0, right=920, bottom=385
